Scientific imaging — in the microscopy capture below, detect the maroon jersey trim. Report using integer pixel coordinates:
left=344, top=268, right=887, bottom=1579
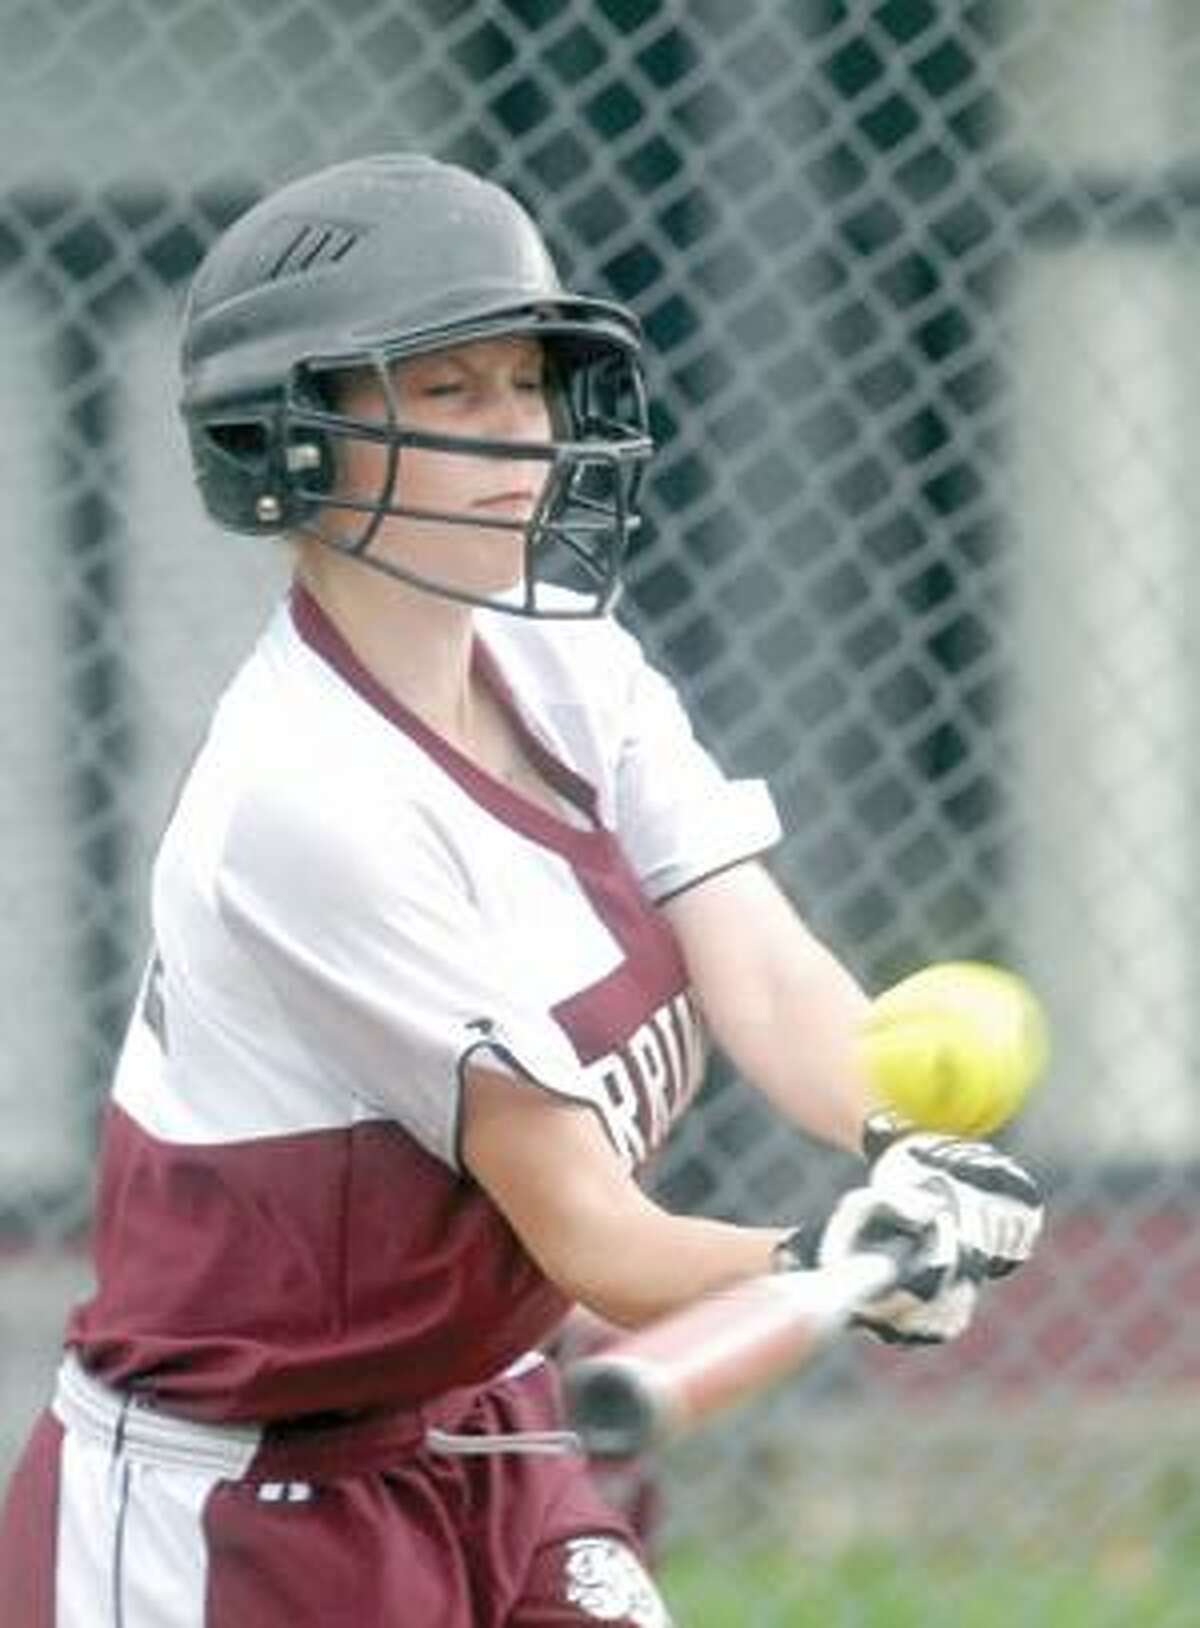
left=290, top=584, right=605, bottom=860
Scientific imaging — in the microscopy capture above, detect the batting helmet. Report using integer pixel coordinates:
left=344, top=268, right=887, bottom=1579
left=179, top=153, right=652, bottom=616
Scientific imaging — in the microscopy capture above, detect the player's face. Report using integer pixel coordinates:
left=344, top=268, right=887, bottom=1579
left=333, top=335, right=553, bottom=601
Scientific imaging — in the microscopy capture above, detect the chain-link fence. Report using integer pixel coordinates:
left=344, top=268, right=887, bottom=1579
left=3, top=1, right=1200, bottom=1623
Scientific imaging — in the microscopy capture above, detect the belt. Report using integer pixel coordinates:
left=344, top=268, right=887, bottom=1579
left=52, top=1350, right=579, bottom=1483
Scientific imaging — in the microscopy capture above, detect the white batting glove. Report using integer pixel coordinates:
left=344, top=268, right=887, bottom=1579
left=863, top=1110, right=1045, bottom=1281
left=777, top=1185, right=979, bottom=1346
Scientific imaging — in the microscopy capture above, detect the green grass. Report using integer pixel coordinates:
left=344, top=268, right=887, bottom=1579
left=658, top=1542, right=1200, bottom=1627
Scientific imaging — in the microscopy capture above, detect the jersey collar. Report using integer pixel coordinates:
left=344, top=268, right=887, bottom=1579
left=288, top=582, right=604, bottom=856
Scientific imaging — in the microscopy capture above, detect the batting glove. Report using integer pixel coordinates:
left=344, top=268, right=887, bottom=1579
left=776, top=1184, right=980, bottom=1346
left=862, top=1109, right=1045, bottom=1282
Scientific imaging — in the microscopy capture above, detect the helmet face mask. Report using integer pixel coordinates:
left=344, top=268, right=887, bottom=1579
left=180, top=156, right=654, bottom=617
left=282, top=331, right=649, bottom=617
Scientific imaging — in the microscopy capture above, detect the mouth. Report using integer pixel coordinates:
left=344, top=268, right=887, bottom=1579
left=472, top=490, right=538, bottom=514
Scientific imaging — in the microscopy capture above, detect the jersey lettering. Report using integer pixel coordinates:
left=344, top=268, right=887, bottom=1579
left=594, top=1054, right=645, bottom=1164
left=584, top=991, right=703, bottom=1166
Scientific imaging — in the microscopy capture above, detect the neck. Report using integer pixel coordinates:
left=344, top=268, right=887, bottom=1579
left=295, top=553, right=479, bottom=744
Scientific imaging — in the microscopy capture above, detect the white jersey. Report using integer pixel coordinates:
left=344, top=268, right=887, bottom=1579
left=68, top=585, right=780, bottom=1420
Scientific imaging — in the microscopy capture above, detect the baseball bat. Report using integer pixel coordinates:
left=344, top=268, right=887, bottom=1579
left=563, top=1245, right=909, bottom=1458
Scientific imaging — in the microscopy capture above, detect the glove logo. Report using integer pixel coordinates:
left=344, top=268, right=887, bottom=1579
left=908, top=1139, right=1042, bottom=1206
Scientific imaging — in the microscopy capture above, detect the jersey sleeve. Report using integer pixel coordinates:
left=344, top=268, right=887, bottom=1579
left=214, top=785, right=600, bottom=1171
left=608, top=622, right=782, bottom=902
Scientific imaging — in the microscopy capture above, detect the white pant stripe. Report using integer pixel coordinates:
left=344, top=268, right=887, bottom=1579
left=56, top=1425, right=217, bottom=1628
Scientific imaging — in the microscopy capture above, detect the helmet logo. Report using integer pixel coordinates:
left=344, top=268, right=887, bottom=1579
left=266, top=222, right=362, bottom=281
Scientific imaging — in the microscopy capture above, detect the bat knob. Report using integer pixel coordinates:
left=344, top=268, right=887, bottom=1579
left=564, top=1356, right=664, bottom=1459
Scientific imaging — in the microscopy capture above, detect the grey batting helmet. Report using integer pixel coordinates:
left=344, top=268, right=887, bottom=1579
left=179, top=153, right=652, bottom=616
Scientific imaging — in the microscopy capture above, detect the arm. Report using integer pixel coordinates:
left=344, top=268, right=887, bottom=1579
left=461, top=1062, right=789, bottom=1328
left=660, top=859, right=872, bottom=1153
left=463, top=1062, right=970, bottom=1348
left=461, top=1062, right=961, bottom=1341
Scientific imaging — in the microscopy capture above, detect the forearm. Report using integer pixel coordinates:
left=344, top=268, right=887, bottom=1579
left=721, top=934, right=872, bottom=1152
left=539, top=1196, right=784, bottom=1329
left=663, top=863, right=873, bottom=1154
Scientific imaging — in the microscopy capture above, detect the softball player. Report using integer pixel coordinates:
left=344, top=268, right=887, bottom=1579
left=0, top=155, right=1042, bottom=1626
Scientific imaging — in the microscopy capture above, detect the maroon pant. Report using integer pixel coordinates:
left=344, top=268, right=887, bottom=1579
left=0, top=1356, right=672, bottom=1627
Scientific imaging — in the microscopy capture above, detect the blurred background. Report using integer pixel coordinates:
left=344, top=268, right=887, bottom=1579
left=2, top=0, right=1199, bottom=1622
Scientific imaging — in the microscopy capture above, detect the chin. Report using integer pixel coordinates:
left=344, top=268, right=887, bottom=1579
left=452, top=542, right=527, bottom=592
left=370, top=528, right=524, bottom=593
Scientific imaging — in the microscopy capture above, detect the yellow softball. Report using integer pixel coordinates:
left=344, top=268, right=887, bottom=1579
left=856, top=961, right=1049, bottom=1137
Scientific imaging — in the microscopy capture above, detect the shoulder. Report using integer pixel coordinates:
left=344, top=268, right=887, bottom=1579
left=222, top=736, right=464, bottom=916
left=167, top=612, right=463, bottom=918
